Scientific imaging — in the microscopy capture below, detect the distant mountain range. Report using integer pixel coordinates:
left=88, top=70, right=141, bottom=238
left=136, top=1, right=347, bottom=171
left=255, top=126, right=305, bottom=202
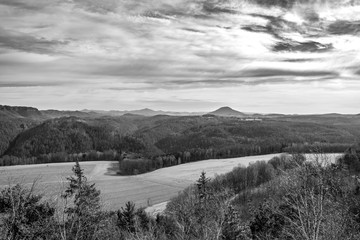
left=0, top=105, right=253, bottom=119
left=86, top=106, right=252, bottom=117
left=0, top=104, right=358, bottom=119
left=82, top=108, right=205, bottom=117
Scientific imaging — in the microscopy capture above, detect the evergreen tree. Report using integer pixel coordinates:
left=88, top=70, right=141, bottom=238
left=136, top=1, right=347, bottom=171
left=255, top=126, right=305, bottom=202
left=61, top=161, right=102, bottom=240
left=135, top=207, right=150, bottom=231
left=117, top=201, right=136, bottom=233
left=196, top=171, right=211, bottom=202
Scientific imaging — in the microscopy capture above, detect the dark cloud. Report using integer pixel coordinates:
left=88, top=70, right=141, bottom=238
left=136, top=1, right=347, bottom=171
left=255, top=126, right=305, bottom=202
left=0, top=81, right=68, bottom=88
left=0, top=0, right=40, bottom=10
left=242, top=25, right=270, bottom=33
left=0, top=28, right=68, bottom=55
left=282, top=58, right=319, bottom=62
left=243, top=12, right=328, bottom=48
left=354, top=69, right=360, bottom=75
left=0, top=0, right=60, bottom=10
left=239, top=69, right=338, bottom=78
left=328, top=20, right=360, bottom=35
left=202, top=3, right=238, bottom=14
left=273, top=40, right=333, bottom=52
left=242, top=16, right=292, bottom=40
left=242, top=12, right=335, bottom=54
left=143, top=11, right=173, bottom=20
left=182, top=28, right=205, bottom=33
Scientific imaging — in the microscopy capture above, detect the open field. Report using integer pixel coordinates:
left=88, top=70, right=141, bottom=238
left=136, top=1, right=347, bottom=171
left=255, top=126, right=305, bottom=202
left=0, top=153, right=342, bottom=210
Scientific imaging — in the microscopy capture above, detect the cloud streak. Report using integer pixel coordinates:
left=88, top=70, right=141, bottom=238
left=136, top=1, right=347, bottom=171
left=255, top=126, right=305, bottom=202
left=0, top=28, right=68, bottom=55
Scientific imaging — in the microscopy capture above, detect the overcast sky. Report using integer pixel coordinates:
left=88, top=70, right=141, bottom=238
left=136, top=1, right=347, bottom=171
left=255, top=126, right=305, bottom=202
left=1, top=0, right=360, bottom=114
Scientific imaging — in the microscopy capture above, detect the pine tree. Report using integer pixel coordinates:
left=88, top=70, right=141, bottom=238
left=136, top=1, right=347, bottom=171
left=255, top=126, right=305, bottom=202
left=196, top=171, right=211, bottom=202
left=62, top=161, right=102, bottom=239
left=117, top=201, right=136, bottom=233
left=135, top=207, right=150, bottom=231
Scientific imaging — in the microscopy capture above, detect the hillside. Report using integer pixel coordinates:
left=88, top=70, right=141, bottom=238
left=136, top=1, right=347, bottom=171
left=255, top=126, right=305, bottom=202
left=2, top=104, right=360, bottom=168
left=41, top=109, right=99, bottom=119
left=3, top=116, right=146, bottom=159
left=0, top=154, right=284, bottom=210
left=0, top=105, right=43, bottom=156
left=1, top=109, right=360, bottom=168
left=0, top=105, right=124, bottom=157
left=0, top=105, right=43, bottom=119
left=164, top=150, right=360, bottom=240
left=208, top=106, right=247, bottom=117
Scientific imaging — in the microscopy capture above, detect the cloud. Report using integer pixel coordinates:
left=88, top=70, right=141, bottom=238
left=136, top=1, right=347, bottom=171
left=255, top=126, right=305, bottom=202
left=1, top=0, right=360, bottom=113
left=239, top=68, right=338, bottom=78
left=327, top=20, right=360, bottom=35
left=0, top=81, right=69, bottom=88
left=0, top=28, right=68, bottom=55
left=0, top=0, right=58, bottom=10
left=273, top=40, right=333, bottom=52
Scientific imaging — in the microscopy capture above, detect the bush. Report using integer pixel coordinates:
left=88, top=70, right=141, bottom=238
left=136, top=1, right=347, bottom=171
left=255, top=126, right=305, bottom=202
left=0, top=184, right=55, bottom=239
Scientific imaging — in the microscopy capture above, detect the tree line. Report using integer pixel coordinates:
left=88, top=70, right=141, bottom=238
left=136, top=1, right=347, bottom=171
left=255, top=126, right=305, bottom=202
left=0, top=150, right=121, bottom=167
left=117, top=142, right=349, bottom=176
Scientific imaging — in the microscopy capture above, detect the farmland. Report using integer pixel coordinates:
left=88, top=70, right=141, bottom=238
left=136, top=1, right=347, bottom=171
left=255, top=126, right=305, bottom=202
left=0, top=153, right=341, bottom=210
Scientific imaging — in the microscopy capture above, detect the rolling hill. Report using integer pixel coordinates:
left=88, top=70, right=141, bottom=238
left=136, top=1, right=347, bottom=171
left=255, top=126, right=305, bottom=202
left=208, top=106, right=247, bottom=117
left=1, top=104, right=360, bottom=167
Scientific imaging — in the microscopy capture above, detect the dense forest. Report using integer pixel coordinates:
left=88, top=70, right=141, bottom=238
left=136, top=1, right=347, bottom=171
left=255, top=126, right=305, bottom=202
left=1, top=105, right=360, bottom=175
left=2, top=148, right=360, bottom=239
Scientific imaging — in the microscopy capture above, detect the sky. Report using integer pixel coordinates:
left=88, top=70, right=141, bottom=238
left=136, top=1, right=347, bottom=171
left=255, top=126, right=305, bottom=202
left=1, top=0, right=360, bottom=114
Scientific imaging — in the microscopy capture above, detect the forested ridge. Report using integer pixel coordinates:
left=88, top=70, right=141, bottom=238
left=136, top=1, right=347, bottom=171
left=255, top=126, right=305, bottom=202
left=1, top=105, right=360, bottom=173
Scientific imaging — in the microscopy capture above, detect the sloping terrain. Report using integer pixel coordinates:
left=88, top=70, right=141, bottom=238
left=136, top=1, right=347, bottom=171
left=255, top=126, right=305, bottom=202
left=0, top=106, right=42, bottom=156
left=1, top=104, right=360, bottom=169
left=2, top=112, right=359, bottom=162
left=0, top=154, right=281, bottom=209
left=208, top=106, right=247, bottom=117
left=0, top=153, right=341, bottom=210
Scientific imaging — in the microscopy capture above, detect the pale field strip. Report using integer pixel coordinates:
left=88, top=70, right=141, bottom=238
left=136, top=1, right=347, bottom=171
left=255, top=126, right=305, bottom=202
left=0, top=153, right=342, bottom=211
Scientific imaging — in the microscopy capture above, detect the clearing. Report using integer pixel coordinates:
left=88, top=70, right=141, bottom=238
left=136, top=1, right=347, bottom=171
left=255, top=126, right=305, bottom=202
left=0, top=153, right=341, bottom=210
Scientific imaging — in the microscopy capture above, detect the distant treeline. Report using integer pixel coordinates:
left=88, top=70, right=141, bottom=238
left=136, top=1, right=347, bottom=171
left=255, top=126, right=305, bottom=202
left=0, top=150, right=121, bottom=167
left=117, top=142, right=349, bottom=175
